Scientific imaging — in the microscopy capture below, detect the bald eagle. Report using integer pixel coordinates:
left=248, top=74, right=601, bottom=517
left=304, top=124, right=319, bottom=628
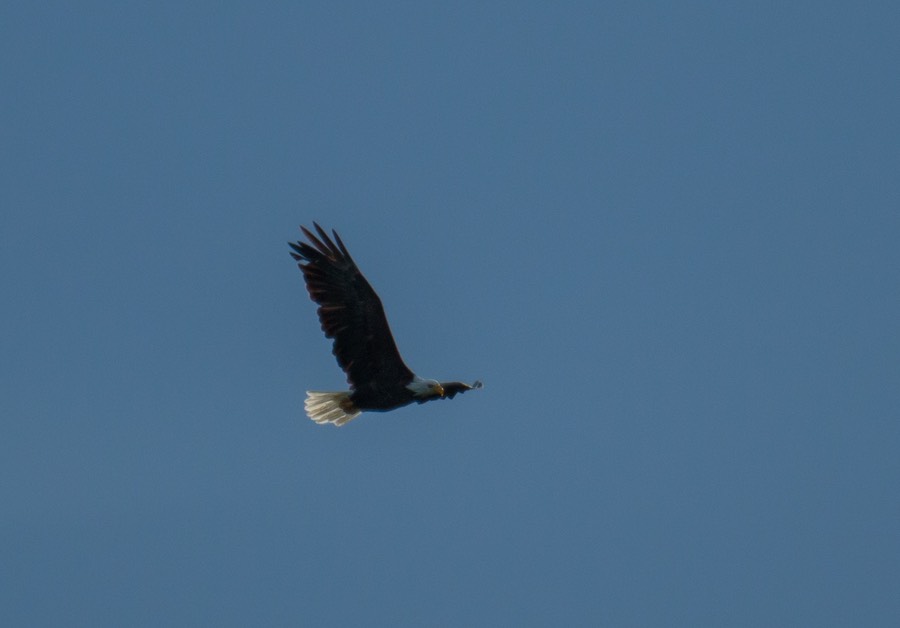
left=289, top=223, right=482, bottom=426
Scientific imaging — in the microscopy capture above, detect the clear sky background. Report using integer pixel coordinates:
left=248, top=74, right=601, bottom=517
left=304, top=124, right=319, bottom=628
left=2, top=2, right=899, bottom=626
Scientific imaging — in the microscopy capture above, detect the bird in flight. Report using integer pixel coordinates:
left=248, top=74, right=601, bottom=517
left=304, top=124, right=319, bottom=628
left=289, top=223, right=482, bottom=426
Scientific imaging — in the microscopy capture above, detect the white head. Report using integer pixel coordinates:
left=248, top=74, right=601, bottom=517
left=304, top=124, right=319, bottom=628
left=406, top=375, right=445, bottom=398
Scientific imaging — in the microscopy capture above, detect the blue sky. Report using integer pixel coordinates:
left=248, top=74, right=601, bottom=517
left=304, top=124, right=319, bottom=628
left=2, top=2, right=899, bottom=626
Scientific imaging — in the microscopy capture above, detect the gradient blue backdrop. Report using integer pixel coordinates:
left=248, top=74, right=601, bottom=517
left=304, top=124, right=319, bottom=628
left=2, top=2, right=899, bottom=626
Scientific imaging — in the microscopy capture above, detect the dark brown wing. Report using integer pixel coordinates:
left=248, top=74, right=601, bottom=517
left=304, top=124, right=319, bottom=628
left=289, top=223, right=414, bottom=392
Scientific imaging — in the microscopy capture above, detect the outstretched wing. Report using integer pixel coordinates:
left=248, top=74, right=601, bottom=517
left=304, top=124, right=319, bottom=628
left=289, top=223, right=414, bottom=391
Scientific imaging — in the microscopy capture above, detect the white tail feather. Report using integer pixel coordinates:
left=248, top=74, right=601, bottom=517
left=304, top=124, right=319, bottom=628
left=304, top=391, right=361, bottom=426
